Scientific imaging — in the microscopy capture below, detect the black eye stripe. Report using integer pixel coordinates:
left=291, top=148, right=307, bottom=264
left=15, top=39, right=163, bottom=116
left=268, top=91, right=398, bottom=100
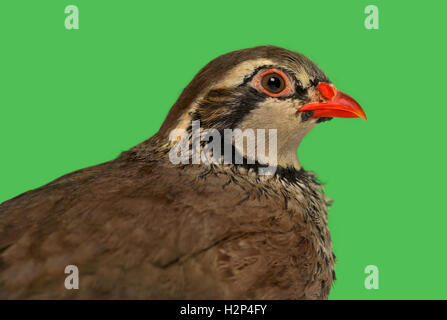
left=295, top=79, right=307, bottom=96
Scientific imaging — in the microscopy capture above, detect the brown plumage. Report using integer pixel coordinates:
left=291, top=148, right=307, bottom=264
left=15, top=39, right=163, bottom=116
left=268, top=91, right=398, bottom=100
left=0, top=46, right=365, bottom=299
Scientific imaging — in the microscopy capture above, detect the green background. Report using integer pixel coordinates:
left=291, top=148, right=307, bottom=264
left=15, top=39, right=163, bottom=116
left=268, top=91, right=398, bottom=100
left=1, top=0, right=446, bottom=299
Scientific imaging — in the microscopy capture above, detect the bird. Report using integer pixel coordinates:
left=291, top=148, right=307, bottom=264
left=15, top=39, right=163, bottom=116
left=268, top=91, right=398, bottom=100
left=0, top=45, right=366, bottom=299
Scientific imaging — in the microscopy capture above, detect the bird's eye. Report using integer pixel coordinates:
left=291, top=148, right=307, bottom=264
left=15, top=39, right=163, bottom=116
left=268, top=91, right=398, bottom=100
left=261, top=73, right=285, bottom=93
left=255, top=69, right=290, bottom=96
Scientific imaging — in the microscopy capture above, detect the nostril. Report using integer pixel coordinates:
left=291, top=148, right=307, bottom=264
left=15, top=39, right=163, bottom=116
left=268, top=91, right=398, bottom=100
left=317, top=83, right=337, bottom=99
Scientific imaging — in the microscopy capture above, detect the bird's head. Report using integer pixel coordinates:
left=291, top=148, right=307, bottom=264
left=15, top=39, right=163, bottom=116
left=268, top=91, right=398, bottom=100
left=158, top=46, right=366, bottom=171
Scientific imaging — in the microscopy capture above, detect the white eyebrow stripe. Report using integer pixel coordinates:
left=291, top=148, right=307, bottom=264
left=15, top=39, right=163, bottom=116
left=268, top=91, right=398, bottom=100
left=213, top=59, right=276, bottom=89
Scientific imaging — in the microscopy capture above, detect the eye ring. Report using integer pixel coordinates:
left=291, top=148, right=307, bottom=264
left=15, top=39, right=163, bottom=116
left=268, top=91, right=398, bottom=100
left=255, top=69, right=291, bottom=97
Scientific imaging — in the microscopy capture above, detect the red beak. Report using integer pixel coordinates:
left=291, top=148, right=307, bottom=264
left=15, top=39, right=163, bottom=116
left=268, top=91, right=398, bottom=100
left=298, top=83, right=367, bottom=120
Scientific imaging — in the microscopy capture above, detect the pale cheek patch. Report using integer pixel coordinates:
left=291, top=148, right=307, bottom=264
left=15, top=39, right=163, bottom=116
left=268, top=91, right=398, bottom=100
left=238, top=99, right=317, bottom=169
left=239, top=99, right=317, bottom=141
left=239, top=99, right=300, bottom=131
